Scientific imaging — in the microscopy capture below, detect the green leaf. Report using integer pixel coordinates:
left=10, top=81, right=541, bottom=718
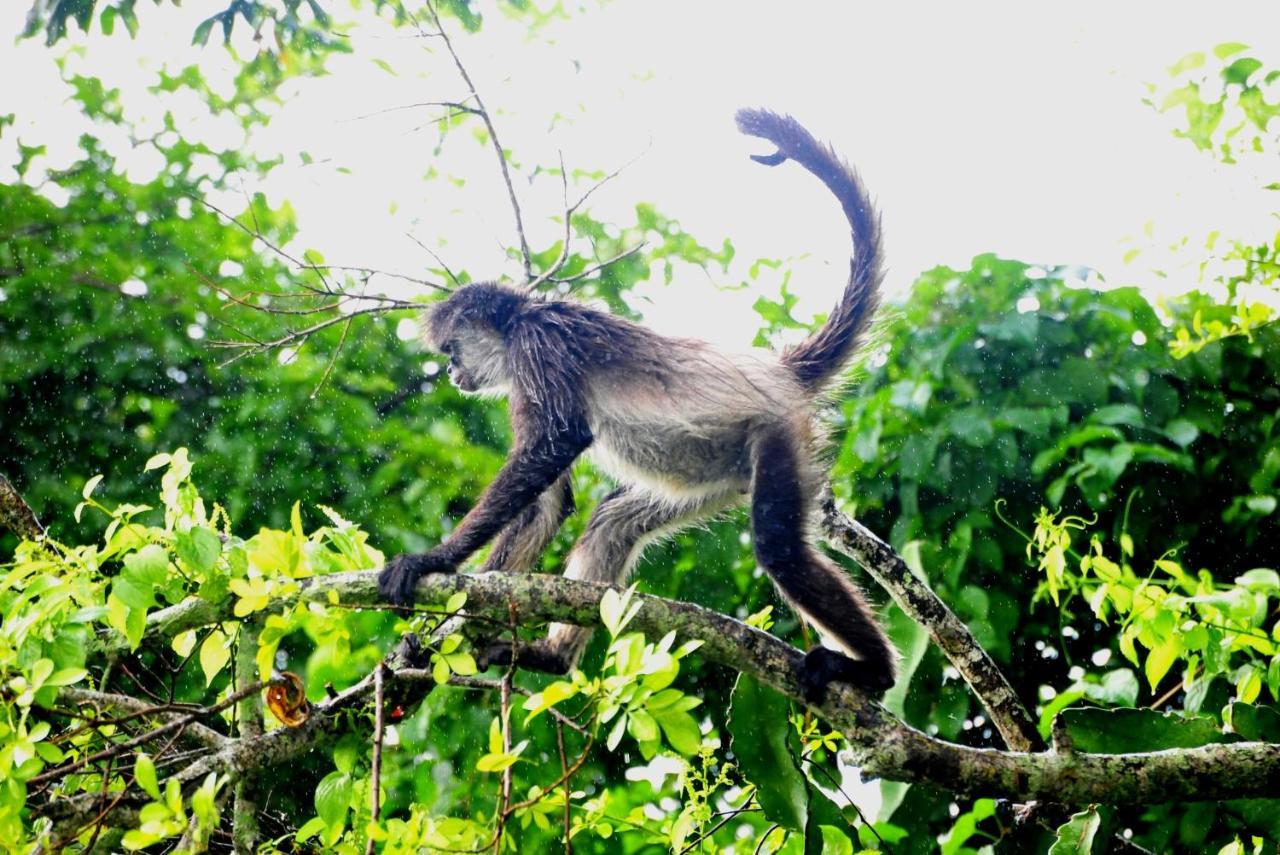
left=1236, top=568, right=1280, bottom=593
left=1224, top=57, right=1263, bottom=85
left=144, top=453, right=171, bottom=471
left=728, top=674, right=806, bottom=830
left=30, top=658, right=54, bottom=688
left=46, top=667, right=88, bottom=687
left=1213, top=42, right=1250, bottom=60
left=1228, top=703, right=1280, bottom=741
left=523, top=680, right=579, bottom=722
left=135, top=753, right=160, bottom=800
left=1144, top=637, right=1180, bottom=690
left=199, top=630, right=231, bottom=686
left=82, top=474, right=104, bottom=500
left=176, top=526, right=221, bottom=573
left=314, top=770, right=353, bottom=830
left=655, top=709, right=700, bottom=755
left=1048, top=806, right=1100, bottom=854
left=192, top=15, right=216, bottom=46
left=1059, top=708, right=1232, bottom=754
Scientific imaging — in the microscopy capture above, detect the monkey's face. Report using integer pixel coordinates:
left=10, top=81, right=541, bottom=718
left=429, top=321, right=511, bottom=396
left=424, top=283, right=522, bottom=396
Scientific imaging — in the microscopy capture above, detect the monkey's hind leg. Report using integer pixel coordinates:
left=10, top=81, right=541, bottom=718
left=484, top=486, right=732, bottom=674
left=480, top=473, right=574, bottom=574
left=749, top=430, right=896, bottom=703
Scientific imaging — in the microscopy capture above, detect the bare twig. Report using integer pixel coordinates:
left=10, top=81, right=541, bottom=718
left=555, top=722, right=572, bottom=855
left=30, top=680, right=273, bottom=788
left=306, top=265, right=447, bottom=294
left=552, top=242, right=648, bottom=288
left=494, top=670, right=514, bottom=853
left=406, top=231, right=463, bottom=288
left=501, top=734, right=595, bottom=815
left=528, top=150, right=646, bottom=291
left=313, top=312, right=356, bottom=398
left=194, top=197, right=334, bottom=295
left=208, top=305, right=398, bottom=359
left=52, top=688, right=226, bottom=752
left=421, top=0, right=532, bottom=279
left=366, top=664, right=386, bottom=855
left=343, top=96, right=480, bottom=123
left=678, top=803, right=760, bottom=855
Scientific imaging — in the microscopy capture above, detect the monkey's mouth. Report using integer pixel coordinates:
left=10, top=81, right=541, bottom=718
left=447, top=362, right=479, bottom=393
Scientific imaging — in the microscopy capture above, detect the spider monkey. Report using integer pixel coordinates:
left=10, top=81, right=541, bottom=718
left=379, top=108, right=895, bottom=702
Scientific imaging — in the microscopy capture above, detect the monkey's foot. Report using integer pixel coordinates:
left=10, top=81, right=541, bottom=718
left=479, top=639, right=571, bottom=676
left=798, top=647, right=894, bottom=704
left=377, top=552, right=456, bottom=607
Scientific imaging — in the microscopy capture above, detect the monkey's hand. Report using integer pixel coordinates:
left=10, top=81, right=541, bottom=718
left=378, top=551, right=457, bottom=607
left=798, top=647, right=894, bottom=705
left=478, top=639, right=571, bottom=676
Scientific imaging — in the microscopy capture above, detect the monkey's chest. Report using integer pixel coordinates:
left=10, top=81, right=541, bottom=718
left=587, top=416, right=752, bottom=497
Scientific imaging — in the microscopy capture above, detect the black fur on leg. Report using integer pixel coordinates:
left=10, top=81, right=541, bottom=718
left=799, top=647, right=894, bottom=704
left=378, top=551, right=457, bottom=607
left=750, top=429, right=897, bottom=696
left=479, top=639, right=571, bottom=675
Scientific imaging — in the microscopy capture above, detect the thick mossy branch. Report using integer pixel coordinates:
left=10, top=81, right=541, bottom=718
left=820, top=495, right=1044, bottom=752
left=0, top=473, right=45, bottom=539
left=83, top=568, right=1280, bottom=809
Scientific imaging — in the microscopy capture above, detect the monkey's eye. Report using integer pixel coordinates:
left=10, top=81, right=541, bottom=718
left=440, top=341, right=455, bottom=357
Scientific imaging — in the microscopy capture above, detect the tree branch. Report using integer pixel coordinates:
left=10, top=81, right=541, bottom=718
left=52, top=687, right=227, bottom=752
left=820, top=492, right=1045, bottom=752
left=0, top=472, right=45, bottom=540
left=84, top=570, right=1280, bottom=809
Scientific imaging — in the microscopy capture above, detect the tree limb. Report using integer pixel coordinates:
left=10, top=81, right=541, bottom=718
left=820, top=492, right=1045, bottom=752
left=82, top=570, right=1280, bottom=808
left=0, top=473, right=45, bottom=540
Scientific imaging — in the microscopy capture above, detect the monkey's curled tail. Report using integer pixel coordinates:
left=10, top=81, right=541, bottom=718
left=735, top=108, right=883, bottom=393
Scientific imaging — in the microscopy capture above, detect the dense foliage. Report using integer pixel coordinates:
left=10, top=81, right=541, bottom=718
left=2, top=4, right=1279, bottom=853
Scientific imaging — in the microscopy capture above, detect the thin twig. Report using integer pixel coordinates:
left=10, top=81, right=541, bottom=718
left=313, top=312, right=356, bottom=398
left=502, top=735, right=595, bottom=815
left=307, top=265, right=447, bottom=293
left=445, top=675, right=588, bottom=734
left=193, top=197, right=334, bottom=295
left=29, top=680, right=272, bottom=787
left=406, top=232, right=462, bottom=288
left=494, top=671, right=514, bottom=854
left=366, top=664, right=386, bottom=855
left=678, top=802, right=760, bottom=854
left=207, top=306, right=398, bottom=355
left=422, top=0, right=532, bottom=279
left=551, top=242, right=647, bottom=287
left=555, top=722, right=572, bottom=855
left=343, top=96, right=479, bottom=123
left=527, top=150, right=646, bottom=291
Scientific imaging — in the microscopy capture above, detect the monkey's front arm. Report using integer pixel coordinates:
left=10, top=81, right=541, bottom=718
left=378, top=422, right=592, bottom=607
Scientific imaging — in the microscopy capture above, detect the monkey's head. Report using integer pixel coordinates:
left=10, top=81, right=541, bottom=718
left=423, top=282, right=527, bottom=395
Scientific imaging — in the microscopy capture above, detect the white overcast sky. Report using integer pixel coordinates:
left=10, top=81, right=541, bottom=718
left=4, top=2, right=1279, bottom=344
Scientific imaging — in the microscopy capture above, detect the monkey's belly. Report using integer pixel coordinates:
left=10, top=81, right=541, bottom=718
left=587, top=419, right=751, bottom=500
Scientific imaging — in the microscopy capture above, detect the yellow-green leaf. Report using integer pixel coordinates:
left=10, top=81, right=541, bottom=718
left=200, top=630, right=231, bottom=686
left=135, top=753, right=160, bottom=799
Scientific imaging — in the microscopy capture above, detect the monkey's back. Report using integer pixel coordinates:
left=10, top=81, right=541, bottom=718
left=583, top=332, right=814, bottom=499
